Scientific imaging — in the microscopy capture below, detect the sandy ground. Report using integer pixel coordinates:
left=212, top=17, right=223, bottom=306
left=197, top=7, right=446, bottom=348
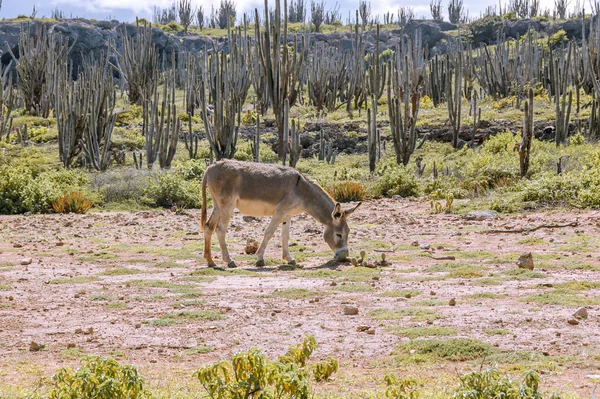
left=1, top=198, right=599, bottom=396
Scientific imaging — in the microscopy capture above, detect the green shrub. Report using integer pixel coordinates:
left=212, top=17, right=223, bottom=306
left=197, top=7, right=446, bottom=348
left=502, top=11, right=517, bottom=21
left=385, top=374, right=421, bottom=399
left=142, top=171, right=202, bottom=208
left=372, top=163, right=420, bottom=198
left=175, top=159, right=208, bottom=180
left=194, top=336, right=334, bottom=399
left=549, top=29, right=568, bottom=47
left=0, top=166, right=31, bottom=214
left=49, top=355, right=150, bottom=399
left=91, top=169, right=150, bottom=204
left=453, top=368, right=553, bottom=399
left=469, top=15, right=503, bottom=45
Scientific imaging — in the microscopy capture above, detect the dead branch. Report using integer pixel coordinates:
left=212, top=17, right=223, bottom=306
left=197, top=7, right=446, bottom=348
left=482, top=221, right=578, bottom=234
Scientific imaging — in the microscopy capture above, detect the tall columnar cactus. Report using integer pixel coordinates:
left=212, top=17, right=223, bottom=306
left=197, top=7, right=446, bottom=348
left=549, top=43, right=573, bottom=145
left=80, top=55, right=117, bottom=171
left=0, top=65, right=14, bottom=141
left=255, top=0, right=305, bottom=158
left=446, top=52, right=463, bottom=149
left=519, top=88, right=534, bottom=177
left=471, top=91, right=481, bottom=144
left=365, top=24, right=387, bottom=102
left=199, top=30, right=251, bottom=161
left=388, top=52, right=423, bottom=166
left=367, top=95, right=379, bottom=173
left=143, top=68, right=180, bottom=169
left=428, top=54, right=446, bottom=107
left=115, top=21, right=159, bottom=105
left=306, top=42, right=350, bottom=113
left=7, top=23, right=72, bottom=117
left=281, top=98, right=301, bottom=167
left=55, top=54, right=116, bottom=170
left=346, top=17, right=366, bottom=112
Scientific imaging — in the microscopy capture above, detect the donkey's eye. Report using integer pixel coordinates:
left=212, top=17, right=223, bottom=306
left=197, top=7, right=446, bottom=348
left=336, top=234, right=342, bottom=238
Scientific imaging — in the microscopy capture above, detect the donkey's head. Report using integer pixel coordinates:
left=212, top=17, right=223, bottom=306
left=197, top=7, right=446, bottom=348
left=323, top=202, right=361, bottom=261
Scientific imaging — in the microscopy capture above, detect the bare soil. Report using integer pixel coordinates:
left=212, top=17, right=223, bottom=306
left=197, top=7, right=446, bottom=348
left=1, top=199, right=599, bottom=396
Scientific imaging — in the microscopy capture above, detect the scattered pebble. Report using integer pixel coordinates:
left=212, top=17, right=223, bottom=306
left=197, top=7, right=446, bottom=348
left=573, top=307, right=588, bottom=320
left=567, top=319, right=580, bottom=325
left=29, top=341, right=44, bottom=352
left=244, top=240, right=259, bottom=255
left=343, top=306, right=359, bottom=315
left=516, top=252, right=534, bottom=270
left=449, top=298, right=456, bottom=306
left=20, top=258, right=32, bottom=266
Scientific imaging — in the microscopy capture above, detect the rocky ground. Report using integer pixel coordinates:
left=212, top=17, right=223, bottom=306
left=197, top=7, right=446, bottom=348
left=1, top=199, right=600, bottom=397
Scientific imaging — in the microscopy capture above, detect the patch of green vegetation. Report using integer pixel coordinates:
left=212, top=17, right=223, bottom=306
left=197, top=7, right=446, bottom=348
left=338, top=267, right=381, bottom=282
left=501, top=268, right=546, bottom=280
left=412, top=299, right=446, bottom=306
left=396, top=338, right=495, bottom=362
left=485, top=328, right=509, bottom=336
left=270, top=288, right=329, bottom=299
left=390, top=326, right=457, bottom=339
left=425, top=262, right=485, bottom=278
left=472, top=277, right=504, bottom=286
left=0, top=284, right=9, bottom=290
left=180, top=276, right=215, bottom=283
left=60, top=348, right=86, bottom=359
left=517, top=237, right=547, bottom=245
left=49, top=276, right=99, bottom=284
left=190, top=267, right=257, bottom=277
left=467, top=292, right=509, bottom=299
left=98, top=267, right=142, bottom=276
left=76, top=251, right=118, bottom=262
left=146, top=318, right=177, bottom=327
left=185, top=346, right=214, bottom=355
left=172, top=300, right=205, bottom=307
left=379, top=290, right=421, bottom=298
left=332, top=283, right=373, bottom=293
left=369, top=307, right=443, bottom=322
left=107, top=302, right=127, bottom=309
left=551, top=281, right=600, bottom=291
left=522, top=291, right=599, bottom=306
left=89, top=295, right=113, bottom=301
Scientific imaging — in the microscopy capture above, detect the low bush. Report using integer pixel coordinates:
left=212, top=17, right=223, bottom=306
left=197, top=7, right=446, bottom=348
left=327, top=181, right=367, bottom=202
left=372, top=162, right=420, bottom=198
left=52, top=192, right=94, bottom=214
left=49, top=355, right=150, bottom=399
left=142, top=171, right=202, bottom=209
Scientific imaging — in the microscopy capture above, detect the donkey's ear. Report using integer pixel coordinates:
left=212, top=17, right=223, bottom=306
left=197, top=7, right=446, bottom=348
left=344, top=202, right=362, bottom=217
left=332, top=202, right=343, bottom=220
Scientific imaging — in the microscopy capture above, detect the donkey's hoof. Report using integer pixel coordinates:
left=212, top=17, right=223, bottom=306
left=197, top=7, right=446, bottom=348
left=227, top=261, right=237, bottom=268
left=256, top=259, right=265, bottom=267
left=207, top=263, right=217, bottom=268
left=287, top=259, right=296, bottom=266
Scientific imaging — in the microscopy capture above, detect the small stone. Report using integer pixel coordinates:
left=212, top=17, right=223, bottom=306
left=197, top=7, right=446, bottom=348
left=430, top=290, right=436, bottom=296
left=343, top=305, right=359, bottom=315
left=366, top=328, right=375, bottom=335
left=29, top=341, right=44, bottom=352
left=516, top=252, right=534, bottom=270
left=13, top=243, right=23, bottom=248
left=357, top=325, right=370, bottom=332
left=56, top=241, right=65, bottom=246
left=66, top=343, right=76, bottom=349
left=405, top=293, right=412, bottom=298
left=573, top=307, right=588, bottom=320
left=419, top=243, right=430, bottom=250
left=567, top=319, right=580, bottom=325
left=135, top=323, right=141, bottom=329
left=411, top=241, right=419, bottom=247
left=330, top=281, right=337, bottom=286
left=20, top=258, right=32, bottom=266
left=449, top=298, right=456, bottom=306
left=464, top=210, right=499, bottom=220
left=244, top=240, right=259, bottom=255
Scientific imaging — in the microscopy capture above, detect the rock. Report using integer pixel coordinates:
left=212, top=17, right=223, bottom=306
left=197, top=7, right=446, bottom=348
left=244, top=240, right=259, bottom=255
left=242, top=216, right=258, bottom=223
left=430, top=291, right=436, bottom=296
left=29, top=341, right=44, bottom=352
left=573, top=307, right=588, bottom=320
left=366, top=328, right=375, bottom=335
left=20, top=258, right=32, bottom=265
left=357, top=325, right=370, bottom=332
left=66, top=343, right=76, bottom=349
left=567, top=318, right=580, bottom=325
left=411, top=241, right=419, bottom=247
left=449, top=298, right=456, bottom=306
left=343, top=305, right=359, bottom=315
left=420, top=243, right=430, bottom=250
left=463, top=210, right=498, bottom=220
left=516, top=252, right=534, bottom=270
left=330, top=281, right=337, bottom=286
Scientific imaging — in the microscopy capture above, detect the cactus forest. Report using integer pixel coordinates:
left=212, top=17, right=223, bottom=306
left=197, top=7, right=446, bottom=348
left=1, top=0, right=600, bottom=397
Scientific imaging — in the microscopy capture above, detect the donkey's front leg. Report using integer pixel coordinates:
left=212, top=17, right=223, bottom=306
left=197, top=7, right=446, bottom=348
left=256, top=212, right=286, bottom=267
left=281, top=216, right=295, bottom=265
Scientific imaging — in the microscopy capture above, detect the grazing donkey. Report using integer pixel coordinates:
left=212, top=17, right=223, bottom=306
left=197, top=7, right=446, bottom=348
left=201, top=160, right=361, bottom=268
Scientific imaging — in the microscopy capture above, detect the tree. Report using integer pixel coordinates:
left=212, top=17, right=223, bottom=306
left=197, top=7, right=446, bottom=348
left=197, top=6, right=205, bottom=30
left=217, top=0, right=236, bottom=29
left=311, top=0, right=324, bottom=32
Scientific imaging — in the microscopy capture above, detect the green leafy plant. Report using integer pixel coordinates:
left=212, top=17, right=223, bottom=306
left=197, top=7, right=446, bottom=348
left=453, top=368, right=550, bottom=399
left=49, top=355, right=150, bottom=399
left=429, top=190, right=454, bottom=213
left=385, top=374, right=421, bottom=399
left=52, top=192, right=94, bottom=214
left=194, top=336, right=336, bottom=399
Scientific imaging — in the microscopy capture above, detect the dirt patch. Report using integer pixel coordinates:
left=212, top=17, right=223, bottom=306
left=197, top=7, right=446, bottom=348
left=1, top=200, right=599, bottom=396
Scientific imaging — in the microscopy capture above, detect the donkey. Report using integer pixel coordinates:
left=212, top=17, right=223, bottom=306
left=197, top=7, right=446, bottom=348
left=201, top=159, right=361, bottom=268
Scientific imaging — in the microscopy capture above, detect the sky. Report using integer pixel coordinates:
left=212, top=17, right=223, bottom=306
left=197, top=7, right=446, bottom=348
left=0, top=0, right=572, bottom=24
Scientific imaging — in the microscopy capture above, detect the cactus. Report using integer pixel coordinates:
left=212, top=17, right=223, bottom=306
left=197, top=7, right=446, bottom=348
left=470, top=91, right=481, bottom=145
left=388, top=42, right=424, bottom=166
left=549, top=42, right=573, bottom=145
left=183, top=115, right=199, bottom=160
left=428, top=55, right=446, bottom=107
left=143, top=67, right=180, bottom=169
left=446, top=52, right=463, bottom=149
left=198, top=29, right=251, bottom=161
left=0, top=65, right=14, bottom=141
left=288, top=119, right=301, bottom=167
left=367, top=95, right=379, bottom=173
left=365, top=24, right=387, bottom=102
left=252, top=111, right=261, bottom=162
left=519, top=88, right=534, bottom=177
left=306, top=42, right=350, bottom=113
left=114, top=20, right=159, bottom=105
left=346, top=17, right=367, bottom=112
left=254, top=0, right=305, bottom=158
left=7, top=23, right=72, bottom=117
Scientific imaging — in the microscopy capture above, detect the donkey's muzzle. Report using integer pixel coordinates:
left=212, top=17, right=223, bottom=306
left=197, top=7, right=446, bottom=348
left=335, top=248, right=349, bottom=261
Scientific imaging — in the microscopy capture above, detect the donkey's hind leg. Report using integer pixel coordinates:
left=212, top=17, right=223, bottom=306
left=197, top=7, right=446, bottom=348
left=215, top=203, right=237, bottom=268
left=281, top=216, right=295, bottom=265
left=203, top=206, right=219, bottom=267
